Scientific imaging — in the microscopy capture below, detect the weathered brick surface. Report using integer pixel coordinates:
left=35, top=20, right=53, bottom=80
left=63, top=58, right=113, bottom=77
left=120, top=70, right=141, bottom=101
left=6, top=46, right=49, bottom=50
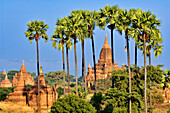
left=0, top=74, right=12, bottom=87
left=12, top=60, right=34, bottom=86
left=86, top=34, right=125, bottom=89
left=8, top=66, right=58, bottom=108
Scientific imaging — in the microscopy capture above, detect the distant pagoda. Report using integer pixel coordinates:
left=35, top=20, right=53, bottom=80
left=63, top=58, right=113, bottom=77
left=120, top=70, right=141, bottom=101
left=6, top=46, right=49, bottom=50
left=28, top=66, right=58, bottom=109
left=8, top=71, right=28, bottom=105
left=0, top=74, right=12, bottom=87
left=86, top=33, right=125, bottom=89
left=2, top=68, right=7, bottom=75
left=12, top=60, right=34, bottom=86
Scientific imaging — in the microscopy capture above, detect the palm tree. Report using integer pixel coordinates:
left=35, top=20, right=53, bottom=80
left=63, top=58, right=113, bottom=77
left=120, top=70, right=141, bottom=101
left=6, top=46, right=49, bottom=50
left=51, top=17, right=73, bottom=94
left=138, top=29, right=163, bottom=108
left=69, top=11, right=83, bottom=95
left=25, top=20, right=48, bottom=112
left=83, top=10, right=100, bottom=94
left=130, top=9, right=161, bottom=113
left=51, top=19, right=66, bottom=96
left=116, top=9, right=135, bottom=113
left=99, top=5, right=119, bottom=71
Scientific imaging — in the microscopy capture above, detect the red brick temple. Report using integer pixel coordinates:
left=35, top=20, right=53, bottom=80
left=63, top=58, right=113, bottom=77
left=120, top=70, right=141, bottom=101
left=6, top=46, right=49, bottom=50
left=28, top=66, right=58, bottom=109
left=0, top=74, right=12, bottom=87
left=8, top=65, right=58, bottom=108
left=86, top=34, right=125, bottom=89
left=8, top=71, right=28, bottom=105
left=12, top=60, right=34, bottom=86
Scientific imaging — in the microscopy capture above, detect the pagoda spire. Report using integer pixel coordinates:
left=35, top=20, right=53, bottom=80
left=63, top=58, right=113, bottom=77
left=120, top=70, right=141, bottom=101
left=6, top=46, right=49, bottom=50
left=2, top=68, right=7, bottom=75
left=5, top=74, right=8, bottom=80
left=88, top=63, right=91, bottom=68
left=103, top=33, right=110, bottom=48
left=23, top=60, right=25, bottom=65
left=40, top=65, right=43, bottom=75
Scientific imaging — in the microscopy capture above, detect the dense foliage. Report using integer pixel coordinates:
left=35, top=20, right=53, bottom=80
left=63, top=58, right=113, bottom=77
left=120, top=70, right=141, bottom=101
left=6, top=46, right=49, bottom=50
left=56, top=87, right=64, bottom=98
left=51, top=94, right=96, bottom=113
left=0, top=87, right=15, bottom=101
left=90, top=92, right=104, bottom=113
left=45, top=71, right=74, bottom=86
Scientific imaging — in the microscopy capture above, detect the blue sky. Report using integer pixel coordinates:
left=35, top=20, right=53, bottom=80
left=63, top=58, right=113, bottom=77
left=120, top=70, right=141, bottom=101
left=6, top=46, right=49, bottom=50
left=0, top=0, right=170, bottom=77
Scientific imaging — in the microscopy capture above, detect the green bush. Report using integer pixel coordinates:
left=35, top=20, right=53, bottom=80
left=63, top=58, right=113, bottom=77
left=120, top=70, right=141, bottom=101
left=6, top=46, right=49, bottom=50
left=72, top=85, right=88, bottom=99
left=50, top=94, right=96, bottom=113
left=56, top=87, right=64, bottom=98
left=0, top=87, right=15, bottom=101
left=167, top=109, right=170, bottom=113
left=90, top=92, right=104, bottom=113
left=151, top=87, right=165, bottom=105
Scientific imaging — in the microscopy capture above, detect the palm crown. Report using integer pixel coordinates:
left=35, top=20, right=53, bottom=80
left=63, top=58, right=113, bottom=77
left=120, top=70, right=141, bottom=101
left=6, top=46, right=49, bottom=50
left=25, top=20, right=48, bottom=43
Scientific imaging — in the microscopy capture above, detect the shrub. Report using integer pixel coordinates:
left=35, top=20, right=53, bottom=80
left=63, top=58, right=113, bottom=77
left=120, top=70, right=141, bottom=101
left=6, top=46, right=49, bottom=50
left=90, top=92, right=104, bottom=113
left=50, top=94, right=96, bottom=113
left=151, top=87, right=165, bottom=105
left=0, top=87, right=15, bottom=101
left=72, top=85, right=88, bottom=99
left=56, top=87, right=64, bottom=98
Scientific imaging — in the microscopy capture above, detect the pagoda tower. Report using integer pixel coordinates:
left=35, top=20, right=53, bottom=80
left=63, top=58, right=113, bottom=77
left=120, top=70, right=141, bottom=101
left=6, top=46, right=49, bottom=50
left=28, top=66, right=58, bottom=109
left=0, top=74, right=12, bottom=87
left=8, top=71, right=28, bottom=105
left=12, top=60, right=34, bottom=86
left=86, top=33, right=125, bottom=89
left=2, top=68, right=7, bottom=75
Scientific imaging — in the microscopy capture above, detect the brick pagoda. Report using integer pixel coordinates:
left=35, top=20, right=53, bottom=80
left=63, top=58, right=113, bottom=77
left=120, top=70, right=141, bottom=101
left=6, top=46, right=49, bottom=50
left=28, top=66, right=58, bottom=109
left=86, top=34, right=125, bottom=88
left=12, top=60, right=34, bottom=86
left=2, top=68, right=7, bottom=75
left=0, top=74, right=12, bottom=87
left=8, top=71, right=28, bottom=105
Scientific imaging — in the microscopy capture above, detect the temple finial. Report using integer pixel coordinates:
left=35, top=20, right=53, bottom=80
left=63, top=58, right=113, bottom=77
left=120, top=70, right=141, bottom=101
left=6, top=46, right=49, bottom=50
left=5, top=74, right=8, bottom=80
left=88, top=63, right=91, bottom=68
left=104, top=33, right=109, bottom=46
left=23, top=60, right=25, bottom=65
left=2, top=68, right=7, bottom=75
left=40, top=65, right=43, bottom=75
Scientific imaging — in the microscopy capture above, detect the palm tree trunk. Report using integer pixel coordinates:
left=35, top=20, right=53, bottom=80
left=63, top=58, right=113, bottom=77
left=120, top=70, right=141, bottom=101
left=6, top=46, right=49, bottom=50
left=82, top=41, right=87, bottom=93
left=62, top=45, right=65, bottom=96
left=91, top=26, right=97, bottom=94
left=36, top=38, right=40, bottom=112
left=149, top=47, right=152, bottom=108
left=74, top=38, right=78, bottom=95
left=144, top=33, right=147, bottom=113
left=82, top=41, right=84, bottom=91
left=111, top=25, right=114, bottom=88
left=135, top=42, right=137, bottom=66
left=126, top=31, right=131, bottom=113
left=66, top=46, right=70, bottom=93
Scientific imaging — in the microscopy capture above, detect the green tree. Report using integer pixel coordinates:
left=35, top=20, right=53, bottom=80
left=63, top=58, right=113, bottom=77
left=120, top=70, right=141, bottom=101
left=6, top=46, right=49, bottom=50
left=0, top=87, right=15, bottom=101
left=90, top=92, right=104, bottom=113
left=130, top=9, right=161, bottom=112
left=51, top=94, right=96, bottom=113
left=99, top=5, right=119, bottom=72
left=56, top=87, right=64, bottom=98
left=116, top=8, right=134, bottom=113
left=25, top=20, right=48, bottom=112
left=161, top=69, right=170, bottom=90
left=84, top=10, right=100, bottom=93
left=51, top=18, right=66, bottom=96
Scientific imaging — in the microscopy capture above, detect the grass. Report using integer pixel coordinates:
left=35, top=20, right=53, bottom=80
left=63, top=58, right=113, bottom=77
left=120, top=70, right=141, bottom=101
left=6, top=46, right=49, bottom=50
left=0, top=101, right=49, bottom=113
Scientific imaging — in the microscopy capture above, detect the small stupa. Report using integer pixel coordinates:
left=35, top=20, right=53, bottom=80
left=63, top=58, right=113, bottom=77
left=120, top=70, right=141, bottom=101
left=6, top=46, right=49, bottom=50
left=0, top=74, right=12, bottom=87
left=28, top=66, right=58, bottom=109
left=12, top=60, right=34, bottom=86
left=8, top=71, right=28, bottom=105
